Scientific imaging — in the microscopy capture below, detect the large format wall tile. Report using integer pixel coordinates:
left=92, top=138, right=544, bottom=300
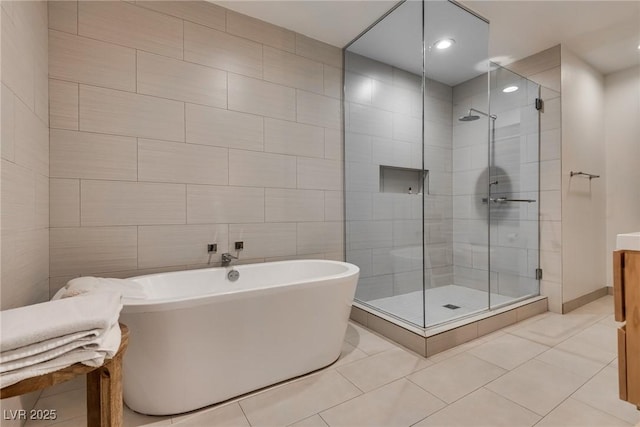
left=49, top=79, right=78, bottom=130
left=229, top=149, right=296, bottom=188
left=264, top=118, right=324, bottom=158
left=14, top=98, right=48, bottom=176
left=137, top=51, right=226, bottom=107
left=263, top=46, right=324, bottom=93
left=49, top=30, right=136, bottom=92
left=79, top=85, right=185, bottom=142
left=185, top=103, right=263, bottom=151
left=138, top=224, right=229, bottom=269
left=295, top=34, right=342, bottom=68
left=228, top=223, right=297, bottom=259
left=81, top=181, right=186, bottom=226
left=184, top=22, right=262, bottom=78
left=50, top=129, right=137, bottom=181
left=45, top=1, right=346, bottom=282
left=135, top=1, right=226, bottom=31
left=297, top=90, right=341, bottom=129
left=187, top=185, right=265, bottom=224
left=297, top=157, right=342, bottom=191
left=228, top=74, right=296, bottom=121
left=50, top=227, right=138, bottom=276
left=50, top=179, right=79, bottom=228
left=265, top=189, right=324, bottom=222
left=226, top=11, right=295, bottom=53
left=138, top=139, right=228, bottom=185
left=78, top=1, right=183, bottom=59
left=48, top=0, right=77, bottom=34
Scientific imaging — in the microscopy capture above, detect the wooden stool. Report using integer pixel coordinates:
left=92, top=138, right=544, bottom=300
left=1, top=324, right=130, bottom=427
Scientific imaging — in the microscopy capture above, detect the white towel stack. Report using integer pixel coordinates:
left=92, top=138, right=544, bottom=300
left=1, top=290, right=123, bottom=388
left=53, top=277, right=147, bottom=300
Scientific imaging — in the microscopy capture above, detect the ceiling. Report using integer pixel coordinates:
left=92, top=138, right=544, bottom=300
left=347, top=1, right=490, bottom=85
left=212, top=0, right=640, bottom=76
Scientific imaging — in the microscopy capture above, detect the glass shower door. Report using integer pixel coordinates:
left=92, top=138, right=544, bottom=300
left=344, top=0, right=426, bottom=327
left=487, top=66, right=541, bottom=307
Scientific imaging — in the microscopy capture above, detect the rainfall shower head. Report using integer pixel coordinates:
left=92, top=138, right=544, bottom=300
left=458, top=108, right=497, bottom=122
left=458, top=112, right=480, bottom=121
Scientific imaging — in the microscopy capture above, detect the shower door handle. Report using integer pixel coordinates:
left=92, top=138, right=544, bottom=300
left=493, top=197, right=536, bottom=203
left=482, top=197, right=537, bottom=204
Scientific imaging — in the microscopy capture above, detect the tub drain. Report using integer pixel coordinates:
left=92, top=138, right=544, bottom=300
left=443, top=304, right=460, bottom=310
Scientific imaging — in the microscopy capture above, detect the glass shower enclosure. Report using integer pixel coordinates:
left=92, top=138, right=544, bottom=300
left=344, top=0, right=541, bottom=329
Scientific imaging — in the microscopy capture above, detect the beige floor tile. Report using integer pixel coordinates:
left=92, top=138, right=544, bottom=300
left=536, top=398, right=632, bottom=427
left=172, top=402, right=249, bottom=426
left=535, top=347, right=607, bottom=379
left=572, top=366, right=640, bottom=425
left=570, top=295, right=615, bottom=315
left=25, top=417, right=85, bottom=427
left=289, top=414, right=329, bottom=427
left=320, top=378, right=445, bottom=427
left=27, top=389, right=86, bottom=427
left=336, top=347, right=431, bottom=393
left=123, top=406, right=171, bottom=427
left=425, top=335, right=487, bottom=364
left=330, top=341, right=369, bottom=369
left=40, top=376, right=85, bottom=398
left=510, top=313, right=601, bottom=346
left=468, top=334, right=549, bottom=370
left=414, top=388, right=540, bottom=427
left=554, top=322, right=618, bottom=364
left=238, top=370, right=361, bottom=426
left=485, top=359, right=588, bottom=416
left=599, top=314, right=623, bottom=328
left=344, top=323, right=396, bottom=356
left=408, top=353, right=506, bottom=403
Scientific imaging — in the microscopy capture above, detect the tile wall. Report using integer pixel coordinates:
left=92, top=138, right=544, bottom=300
left=1, top=1, right=50, bottom=310
left=47, top=0, right=344, bottom=294
left=344, top=52, right=454, bottom=302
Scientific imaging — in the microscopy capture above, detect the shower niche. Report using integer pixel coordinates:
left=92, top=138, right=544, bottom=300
left=344, top=0, right=543, bottom=348
left=379, top=166, right=427, bottom=195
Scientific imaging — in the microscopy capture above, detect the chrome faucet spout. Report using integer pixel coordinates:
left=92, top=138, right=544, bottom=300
left=221, top=252, right=238, bottom=267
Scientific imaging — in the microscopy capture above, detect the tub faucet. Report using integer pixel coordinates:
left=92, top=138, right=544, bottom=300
left=221, top=253, right=238, bottom=267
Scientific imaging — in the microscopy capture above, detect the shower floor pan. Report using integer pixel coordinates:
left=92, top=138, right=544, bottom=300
left=350, top=285, right=547, bottom=357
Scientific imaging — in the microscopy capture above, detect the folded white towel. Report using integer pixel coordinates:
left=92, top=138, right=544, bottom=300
left=52, top=277, right=147, bottom=300
left=1, top=291, right=122, bottom=353
left=0, top=322, right=122, bottom=388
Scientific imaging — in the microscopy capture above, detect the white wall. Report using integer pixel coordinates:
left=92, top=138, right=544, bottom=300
left=560, top=46, right=606, bottom=303
left=604, top=66, right=640, bottom=284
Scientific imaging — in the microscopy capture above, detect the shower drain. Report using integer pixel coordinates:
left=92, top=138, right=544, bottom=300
left=443, top=304, right=460, bottom=310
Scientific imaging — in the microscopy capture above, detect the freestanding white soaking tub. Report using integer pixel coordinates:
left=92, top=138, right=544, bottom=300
left=120, top=260, right=359, bottom=415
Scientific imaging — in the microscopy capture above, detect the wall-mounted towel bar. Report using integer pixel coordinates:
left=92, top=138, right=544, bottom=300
left=570, top=171, right=600, bottom=180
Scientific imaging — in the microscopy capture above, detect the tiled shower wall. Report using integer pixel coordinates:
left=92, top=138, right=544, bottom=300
left=344, top=53, right=453, bottom=302
left=48, top=0, right=344, bottom=294
left=1, top=1, right=49, bottom=310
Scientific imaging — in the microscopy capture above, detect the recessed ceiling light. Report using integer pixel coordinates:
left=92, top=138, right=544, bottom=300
left=434, top=39, right=455, bottom=50
left=502, top=86, right=519, bottom=93
left=637, top=43, right=640, bottom=50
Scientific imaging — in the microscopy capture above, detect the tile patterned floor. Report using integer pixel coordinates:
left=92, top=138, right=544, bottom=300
left=24, top=296, right=640, bottom=427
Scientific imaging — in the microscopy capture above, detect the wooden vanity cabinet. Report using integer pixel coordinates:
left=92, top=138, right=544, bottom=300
left=614, top=250, right=640, bottom=408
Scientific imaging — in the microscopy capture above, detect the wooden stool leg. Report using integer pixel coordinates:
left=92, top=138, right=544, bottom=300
left=86, top=352, right=124, bottom=427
